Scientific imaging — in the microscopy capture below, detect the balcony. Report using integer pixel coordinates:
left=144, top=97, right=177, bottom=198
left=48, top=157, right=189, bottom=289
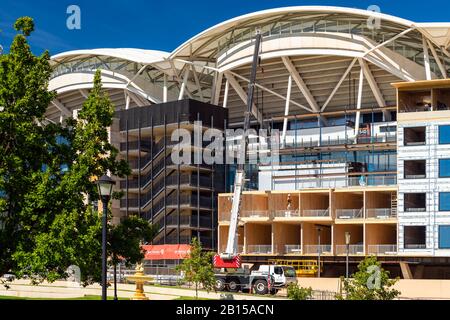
left=335, top=244, right=364, bottom=255
left=284, top=245, right=302, bottom=255
left=366, top=208, right=397, bottom=219
left=302, top=209, right=330, bottom=217
left=335, top=208, right=363, bottom=219
left=246, top=245, right=272, bottom=255
left=120, top=140, right=152, bottom=152
left=303, top=245, right=332, bottom=255
left=273, top=210, right=300, bottom=218
left=166, top=174, right=213, bottom=190
left=165, top=215, right=212, bottom=229
left=240, top=210, right=270, bottom=219
left=367, top=245, right=398, bottom=255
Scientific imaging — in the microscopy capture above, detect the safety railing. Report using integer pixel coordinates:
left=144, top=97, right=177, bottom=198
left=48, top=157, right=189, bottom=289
left=302, top=208, right=330, bottom=217
left=366, top=208, right=397, bottom=219
left=335, top=208, right=363, bottom=219
left=273, top=210, right=301, bottom=218
left=284, top=245, right=302, bottom=254
left=303, top=245, right=332, bottom=254
left=246, top=245, right=272, bottom=254
left=165, top=215, right=212, bottom=229
left=367, top=245, right=398, bottom=255
left=240, top=210, right=270, bottom=219
left=335, top=245, right=364, bottom=255
left=404, top=244, right=427, bottom=250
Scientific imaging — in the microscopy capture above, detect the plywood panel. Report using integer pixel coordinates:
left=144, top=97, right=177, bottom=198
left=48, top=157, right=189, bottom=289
left=333, top=225, right=364, bottom=245
left=245, top=223, right=271, bottom=245
left=273, top=223, right=301, bottom=253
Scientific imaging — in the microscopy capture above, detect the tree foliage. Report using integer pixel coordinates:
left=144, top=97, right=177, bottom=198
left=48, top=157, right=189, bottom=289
left=0, top=17, right=150, bottom=285
left=337, top=256, right=400, bottom=300
left=287, top=282, right=313, bottom=300
left=176, top=238, right=216, bottom=299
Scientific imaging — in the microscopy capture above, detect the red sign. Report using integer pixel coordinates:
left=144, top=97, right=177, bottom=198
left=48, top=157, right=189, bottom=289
left=142, top=244, right=191, bottom=260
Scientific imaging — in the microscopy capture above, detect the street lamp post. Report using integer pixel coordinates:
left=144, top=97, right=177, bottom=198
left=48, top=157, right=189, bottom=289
left=345, top=232, right=351, bottom=279
left=95, top=175, right=115, bottom=301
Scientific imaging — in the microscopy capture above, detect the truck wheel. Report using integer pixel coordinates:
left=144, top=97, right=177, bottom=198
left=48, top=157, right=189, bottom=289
left=227, top=279, right=240, bottom=292
left=253, top=280, right=268, bottom=295
left=215, top=278, right=226, bottom=291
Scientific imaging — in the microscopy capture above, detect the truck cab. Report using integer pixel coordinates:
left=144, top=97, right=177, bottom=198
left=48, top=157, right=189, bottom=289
left=254, top=265, right=297, bottom=288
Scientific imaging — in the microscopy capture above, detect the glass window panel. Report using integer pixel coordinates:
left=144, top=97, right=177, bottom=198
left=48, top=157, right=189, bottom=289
left=439, top=159, right=450, bottom=178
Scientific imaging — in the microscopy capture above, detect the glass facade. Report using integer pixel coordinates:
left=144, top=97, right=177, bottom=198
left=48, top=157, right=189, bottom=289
left=439, top=125, right=450, bottom=144
left=439, top=193, right=450, bottom=212
left=439, top=226, right=450, bottom=249
left=439, top=159, right=450, bottom=178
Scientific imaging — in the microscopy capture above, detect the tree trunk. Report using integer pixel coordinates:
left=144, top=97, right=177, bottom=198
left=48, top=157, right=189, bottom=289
left=196, top=283, right=198, bottom=299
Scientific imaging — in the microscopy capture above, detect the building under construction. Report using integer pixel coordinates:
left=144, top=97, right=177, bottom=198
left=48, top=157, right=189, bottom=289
left=45, top=6, right=450, bottom=277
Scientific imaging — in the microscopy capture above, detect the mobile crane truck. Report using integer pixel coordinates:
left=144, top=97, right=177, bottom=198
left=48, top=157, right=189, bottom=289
left=213, top=31, right=297, bottom=295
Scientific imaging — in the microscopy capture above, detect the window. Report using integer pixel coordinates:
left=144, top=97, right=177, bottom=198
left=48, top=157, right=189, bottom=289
left=404, top=193, right=426, bottom=212
left=439, top=193, right=450, bottom=211
left=404, top=160, right=426, bottom=179
left=404, top=226, right=426, bottom=249
left=439, top=159, right=450, bottom=178
left=404, top=127, right=426, bottom=146
left=439, top=226, right=450, bottom=249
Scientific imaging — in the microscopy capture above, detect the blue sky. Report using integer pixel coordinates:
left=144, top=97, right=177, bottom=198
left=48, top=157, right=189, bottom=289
left=1, top=0, right=450, bottom=56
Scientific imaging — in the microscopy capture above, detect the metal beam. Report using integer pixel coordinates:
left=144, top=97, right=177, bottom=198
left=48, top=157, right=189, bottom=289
left=128, top=91, right=146, bottom=107
left=281, top=75, right=292, bottom=146
left=362, top=27, right=416, bottom=57
left=358, top=58, right=391, bottom=121
left=212, top=72, right=223, bottom=106
left=228, top=70, right=311, bottom=113
left=422, top=36, right=432, bottom=80
left=178, top=67, right=190, bottom=100
left=224, top=72, right=263, bottom=125
left=321, top=58, right=357, bottom=112
left=222, top=79, right=229, bottom=109
left=79, top=89, right=89, bottom=99
left=427, top=39, right=447, bottom=78
left=191, top=65, right=204, bottom=101
left=163, top=74, right=168, bottom=103
left=51, top=99, right=72, bottom=117
left=281, top=56, right=320, bottom=112
left=354, top=67, right=364, bottom=139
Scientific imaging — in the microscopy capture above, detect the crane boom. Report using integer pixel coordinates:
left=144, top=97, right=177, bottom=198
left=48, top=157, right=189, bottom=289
left=214, top=31, right=262, bottom=268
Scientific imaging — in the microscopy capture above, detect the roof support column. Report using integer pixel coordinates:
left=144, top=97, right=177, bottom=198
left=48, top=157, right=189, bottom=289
left=354, top=67, right=364, bottom=141
left=212, top=72, right=223, bottom=106
left=422, top=36, right=432, bottom=80
left=281, top=75, right=292, bottom=147
left=178, top=67, right=190, bottom=100
left=124, top=90, right=131, bottom=110
left=163, top=74, right=168, bottom=103
left=222, top=79, right=229, bottom=109
left=427, top=39, right=447, bottom=78
left=358, top=58, right=391, bottom=121
left=224, top=71, right=263, bottom=125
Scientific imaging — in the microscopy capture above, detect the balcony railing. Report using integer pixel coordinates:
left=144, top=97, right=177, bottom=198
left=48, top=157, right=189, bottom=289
left=165, top=215, right=212, bottom=229
left=303, top=245, right=332, bottom=254
left=404, top=244, right=427, bottom=250
left=166, top=174, right=213, bottom=190
left=367, top=245, right=398, bottom=255
left=219, top=245, right=244, bottom=254
left=246, top=245, right=272, bottom=254
left=284, top=245, right=302, bottom=254
left=335, top=245, right=364, bottom=255
left=335, top=208, right=363, bottom=219
left=302, top=208, right=330, bottom=217
left=405, top=174, right=426, bottom=179
left=273, top=210, right=301, bottom=218
left=240, top=210, right=270, bottom=219
left=366, top=208, right=397, bottom=219
left=405, top=208, right=426, bottom=212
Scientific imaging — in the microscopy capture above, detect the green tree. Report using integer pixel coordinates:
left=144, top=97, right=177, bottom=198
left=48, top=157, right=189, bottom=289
left=287, top=282, right=313, bottom=300
left=0, top=17, right=151, bottom=286
left=176, top=238, right=216, bottom=299
left=337, top=256, right=400, bottom=300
